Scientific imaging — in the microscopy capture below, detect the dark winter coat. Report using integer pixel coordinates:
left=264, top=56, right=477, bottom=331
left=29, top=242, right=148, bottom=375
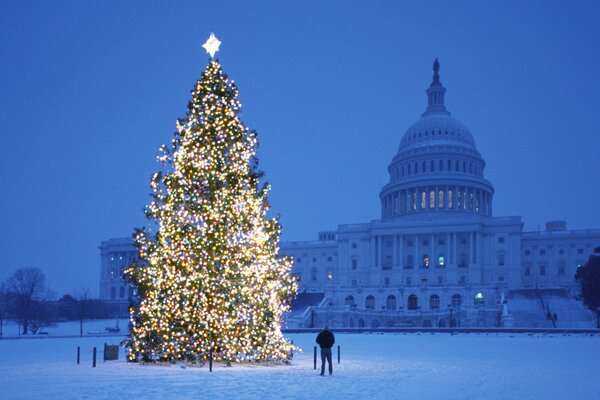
left=316, top=329, right=335, bottom=349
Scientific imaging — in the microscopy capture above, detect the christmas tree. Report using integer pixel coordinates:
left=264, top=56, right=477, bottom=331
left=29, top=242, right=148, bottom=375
left=125, top=34, right=297, bottom=364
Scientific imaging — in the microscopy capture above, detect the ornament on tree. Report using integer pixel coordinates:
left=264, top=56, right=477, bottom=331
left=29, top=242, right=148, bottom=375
left=125, top=33, right=297, bottom=364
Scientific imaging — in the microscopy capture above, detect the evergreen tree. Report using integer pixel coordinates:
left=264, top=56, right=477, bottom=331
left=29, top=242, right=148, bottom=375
left=125, top=46, right=296, bottom=363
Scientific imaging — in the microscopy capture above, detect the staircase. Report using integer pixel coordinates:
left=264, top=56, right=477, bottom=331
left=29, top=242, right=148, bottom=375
left=507, top=289, right=595, bottom=328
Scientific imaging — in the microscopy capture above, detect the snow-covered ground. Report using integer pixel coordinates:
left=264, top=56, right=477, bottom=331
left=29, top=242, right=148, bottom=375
left=1, top=322, right=599, bottom=399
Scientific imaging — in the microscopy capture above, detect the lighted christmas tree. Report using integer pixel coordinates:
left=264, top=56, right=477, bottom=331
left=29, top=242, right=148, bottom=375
left=125, top=33, right=297, bottom=364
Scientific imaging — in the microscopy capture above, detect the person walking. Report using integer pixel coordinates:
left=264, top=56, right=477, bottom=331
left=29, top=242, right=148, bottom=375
left=316, top=325, right=335, bottom=376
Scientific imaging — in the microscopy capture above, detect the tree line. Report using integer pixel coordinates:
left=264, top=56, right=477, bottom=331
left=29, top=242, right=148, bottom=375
left=0, top=267, right=126, bottom=336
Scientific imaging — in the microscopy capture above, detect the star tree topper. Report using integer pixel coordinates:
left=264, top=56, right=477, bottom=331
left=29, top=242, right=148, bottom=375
left=202, top=32, right=221, bottom=58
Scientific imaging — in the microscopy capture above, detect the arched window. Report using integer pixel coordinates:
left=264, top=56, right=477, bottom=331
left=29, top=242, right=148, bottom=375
left=422, top=255, right=430, bottom=268
left=421, top=191, right=426, bottom=209
left=386, top=295, right=397, bottom=310
left=429, top=294, right=440, bottom=310
left=311, top=267, right=317, bottom=281
left=451, top=294, right=462, bottom=308
left=459, top=253, right=468, bottom=268
left=448, top=190, right=453, bottom=208
left=110, top=287, right=116, bottom=300
left=345, top=295, right=356, bottom=308
left=407, top=294, right=418, bottom=310
left=365, top=295, right=375, bottom=310
left=383, top=256, right=392, bottom=270
left=429, top=190, right=435, bottom=208
left=438, top=190, right=444, bottom=208
left=474, top=292, right=485, bottom=305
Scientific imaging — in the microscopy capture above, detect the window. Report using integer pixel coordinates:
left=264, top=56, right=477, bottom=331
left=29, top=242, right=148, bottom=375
left=421, top=191, right=426, bottom=209
left=429, top=190, right=435, bottom=208
left=460, top=238, right=467, bottom=245
left=119, top=286, right=125, bottom=299
left=405, top=277, right=412, bottom=285
left=498, top=253, right=505, bottom=266
left=437, top=275, right=444, bottom=284
left=451, top=294, right=462, bottom=308
left=524, top=266, right=531, bottom=276
left=296, top=257, right=302, bottom=263
left=407, top=294, right=418, bottom=310
left=430, top=294, right=440, bottom=310
left=351, top=279, right=357, bottom=287
left=474, top=292, right=485, bottom=305
left=312, top=257, right=317, bottom=262
left=430, top=160, right=435, bottom=171
left=498, top=275, right=505, bottom=282
left=351, top=243, right=357, bottom=249
left=408, top=164, right=411, bottom=175
left=365, top=295, right=375, bottom=310
left=345, top=295, right=356, bottom=307
left=439, top=160, right=443, bottom=171
left=524, top=249, right=531, bottom=256
left=384, top=277, right=390, bottom=286
left=498, top=237, right=505, bottom=244
left=459, top=253, right=468, bottom=268
left=386, top=295, right=396, bottom=310
left=540, top=249, right=546, bottom=256
left=558, top=262, right=565, bottom=275
left=558, top=249, right=565, bottom=255
left=448, top=160, right=451, bottom=170
left=422, top=255, right=430, bottom=268
left=422, top=161, right=426, bottom=172
left=438, top=190, right=444, bottom=208
left=577, top=248, right=584, bottom=254
left=406, top=255, right=414, bottom=269
left=539, top=265, right=546, bottom=276
left=423, top=239, right=429, bottom=246
left=311, top=267, right=317, bottom=281
left=438, top=239, right=445, bottom=246
left=383, top=256, right=392, bottom=270
left=448, top=190, right=453, bottom=208
left=407, top=239, right=414, bottom=247
left=415, top=162, right=419, bottom=173
left=327, top=256, right=332, bottom=262
left=420, top=275, right=428, bottom=284
left=351, top=259, right=358, bottom=270
left=438, top=255, right=445, bottom=267
left=110, top=287, right=116, bottom=300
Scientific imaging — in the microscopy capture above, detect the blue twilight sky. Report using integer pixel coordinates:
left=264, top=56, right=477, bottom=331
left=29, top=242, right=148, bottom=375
left=1, top=1, right=599, bottom=297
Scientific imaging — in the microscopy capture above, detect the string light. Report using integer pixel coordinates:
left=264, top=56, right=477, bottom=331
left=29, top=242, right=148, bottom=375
left=125, top=58, right=297, bottom=364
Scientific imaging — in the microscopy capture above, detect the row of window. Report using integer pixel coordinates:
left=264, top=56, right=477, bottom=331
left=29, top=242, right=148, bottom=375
left=392, top=159, right=480, bottom=180
left=381, top=186, right=491, bottom=217
left=109, top=286, right=134, bottom=300
left=344, top=292, right=482, bottom=311
left=349, top=273, right=480, bottom=287
left=524, top=248, right=585, bottom=256
left=523, top=263, right=569, bottom=277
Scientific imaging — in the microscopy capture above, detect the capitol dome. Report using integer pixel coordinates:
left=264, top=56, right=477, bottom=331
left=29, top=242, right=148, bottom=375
left=380, top=59, right=494, bottom=219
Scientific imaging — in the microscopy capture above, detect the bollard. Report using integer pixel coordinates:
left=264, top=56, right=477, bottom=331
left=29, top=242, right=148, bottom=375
left=77, top=346, right=80, bottom=365
left=209, top=349, right=213, bottom=372
left=93, top=347, right=97, bottom=368
left=313, top=346, right=317, bottom=370
left=337, top=345, right=340, bottom=364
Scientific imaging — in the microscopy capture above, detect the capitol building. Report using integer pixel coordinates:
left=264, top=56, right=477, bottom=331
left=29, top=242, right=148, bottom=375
left=100, top=60, right=600, bottom=328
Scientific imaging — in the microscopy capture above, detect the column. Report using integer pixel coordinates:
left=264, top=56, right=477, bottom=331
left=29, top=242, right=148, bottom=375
left=398, top=234, right=404, bottom=269
left=392, top=234, right=398, bottom=266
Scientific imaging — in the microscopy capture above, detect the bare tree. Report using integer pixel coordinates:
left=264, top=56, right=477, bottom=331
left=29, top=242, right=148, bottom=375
left=3, top=267, right=54, bottom=334
left=74, top=289, right=92, bottom=337
left=0, top=284, right=10, bottom=339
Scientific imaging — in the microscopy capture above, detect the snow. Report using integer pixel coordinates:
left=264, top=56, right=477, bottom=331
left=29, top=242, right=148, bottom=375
left=1, top=323, right=599, bottom=399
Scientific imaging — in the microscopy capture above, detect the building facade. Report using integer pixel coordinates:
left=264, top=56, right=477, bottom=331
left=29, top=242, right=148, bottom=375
left=100, top=60, right=600, bottom=328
